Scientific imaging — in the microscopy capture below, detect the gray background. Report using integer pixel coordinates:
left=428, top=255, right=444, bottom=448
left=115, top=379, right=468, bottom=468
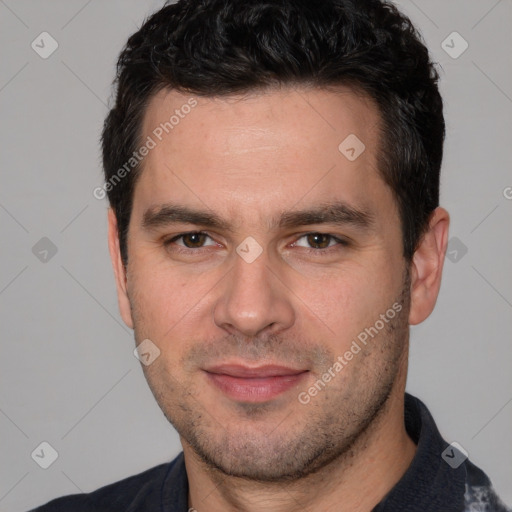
left=1, top=1, right=511, bottom=510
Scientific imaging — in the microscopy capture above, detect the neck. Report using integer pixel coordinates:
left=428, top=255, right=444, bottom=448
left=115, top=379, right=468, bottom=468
left=183, top=388, right=416, bottom=512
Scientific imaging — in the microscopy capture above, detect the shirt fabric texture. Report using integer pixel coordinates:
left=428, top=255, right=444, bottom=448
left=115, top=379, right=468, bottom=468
left=31, top=393, right=511, bottom=512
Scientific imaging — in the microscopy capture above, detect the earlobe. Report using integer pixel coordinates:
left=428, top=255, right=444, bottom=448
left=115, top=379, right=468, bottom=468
left=107, top=208, right=134, bottom=329
left=408, top=207, right=450, bottom=326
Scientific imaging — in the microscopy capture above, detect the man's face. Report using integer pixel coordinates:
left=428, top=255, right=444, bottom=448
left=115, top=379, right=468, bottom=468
left=114, top=86, right=411, bottom=481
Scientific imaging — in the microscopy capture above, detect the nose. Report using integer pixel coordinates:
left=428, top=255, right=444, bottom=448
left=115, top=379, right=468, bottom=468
left=213, top=249, right=295, bottom=338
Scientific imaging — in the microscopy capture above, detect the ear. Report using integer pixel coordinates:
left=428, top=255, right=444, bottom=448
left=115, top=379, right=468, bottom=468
left=408, top=207, right=450, bottom=325
left=107, top=208, right=134, bottom=329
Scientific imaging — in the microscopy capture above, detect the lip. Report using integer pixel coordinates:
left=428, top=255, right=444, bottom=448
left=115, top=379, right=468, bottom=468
left=205, top=364, right=306, bottom=378
left=204, top=364, right=308, bottom=402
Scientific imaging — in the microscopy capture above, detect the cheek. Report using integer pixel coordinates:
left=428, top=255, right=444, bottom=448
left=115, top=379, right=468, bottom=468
left=291, top=262, right=398, bottom=345
left=127, top=263, right=177, bottom=331
left=128, top=260, right=219, bottom=341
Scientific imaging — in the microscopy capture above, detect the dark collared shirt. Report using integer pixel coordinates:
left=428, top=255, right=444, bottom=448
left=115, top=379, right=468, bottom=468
left=31, top=394, right=510, bottom=512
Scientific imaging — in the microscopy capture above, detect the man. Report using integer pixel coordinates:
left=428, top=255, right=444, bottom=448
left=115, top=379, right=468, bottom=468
left=32, top=0, right=510, bottom=511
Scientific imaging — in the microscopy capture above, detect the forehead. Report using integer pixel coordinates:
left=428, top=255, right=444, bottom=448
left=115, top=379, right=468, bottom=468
left=134, top=85, right=392, bottom=226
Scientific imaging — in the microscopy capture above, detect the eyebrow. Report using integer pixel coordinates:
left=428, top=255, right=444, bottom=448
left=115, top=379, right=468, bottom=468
left=141, top=200, right=375, bottom=233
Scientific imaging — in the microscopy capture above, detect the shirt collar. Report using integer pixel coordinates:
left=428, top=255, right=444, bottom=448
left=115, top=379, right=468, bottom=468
left=372, top=393, right=467, bottom=511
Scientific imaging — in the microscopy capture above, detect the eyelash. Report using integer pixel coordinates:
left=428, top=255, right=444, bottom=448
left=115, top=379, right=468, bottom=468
left=163, top=231, right=350, bottom=256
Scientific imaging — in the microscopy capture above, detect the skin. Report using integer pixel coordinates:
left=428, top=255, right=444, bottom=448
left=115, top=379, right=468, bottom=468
left=108, top=85, right=449, bottom=512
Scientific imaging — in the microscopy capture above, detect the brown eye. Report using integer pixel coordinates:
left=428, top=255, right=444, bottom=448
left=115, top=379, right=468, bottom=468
left=181, top=232, right=208, bottom=248
left=164, top=231, right=217, bottom=251
left=306, top=233, right=332, bottom=249
left=292, top=233, right=349, bottom=253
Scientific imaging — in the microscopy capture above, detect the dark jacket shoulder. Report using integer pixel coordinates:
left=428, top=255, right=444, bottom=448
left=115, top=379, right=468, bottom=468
left=30, top=461, right=172, bottom=512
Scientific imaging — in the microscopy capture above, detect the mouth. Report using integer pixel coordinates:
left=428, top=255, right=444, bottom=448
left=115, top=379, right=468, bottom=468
left=203, top=364, right=309, bottom=403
